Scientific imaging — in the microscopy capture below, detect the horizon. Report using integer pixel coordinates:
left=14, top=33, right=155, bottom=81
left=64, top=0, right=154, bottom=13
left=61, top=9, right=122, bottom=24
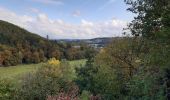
left=0, top=0, right=134, bottom=39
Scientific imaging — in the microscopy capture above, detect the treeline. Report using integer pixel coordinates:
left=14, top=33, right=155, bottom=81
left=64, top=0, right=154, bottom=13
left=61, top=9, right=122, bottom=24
left=0, top=20, right=93, bottom=66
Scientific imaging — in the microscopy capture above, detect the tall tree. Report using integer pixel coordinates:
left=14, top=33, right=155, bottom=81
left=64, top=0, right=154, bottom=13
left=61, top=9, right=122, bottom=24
left=125, top=0, right=170, bottom=39
left=125, top=0, right=170, bottom=99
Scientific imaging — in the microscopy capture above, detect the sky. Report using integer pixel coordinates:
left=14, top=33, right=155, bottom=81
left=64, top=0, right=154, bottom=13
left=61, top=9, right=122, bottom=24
left=0, top=0, right=134, bottom=39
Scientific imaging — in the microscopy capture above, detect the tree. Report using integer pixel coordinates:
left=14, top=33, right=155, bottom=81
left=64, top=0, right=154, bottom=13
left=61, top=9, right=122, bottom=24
left=22, top=50, right=32, bottom=64
left=125, top=0, right=170, bottom=39
left=0, top=52, right=4, bottom=66
left=38, top=49, right=46, bottom=62
left=124, top=0, right=170, bottom=99
left=51, top=50, right=62, bottom=60
left=75, top=47, right=97, bottom=94
left=32, top=50, right=40, bottom=63
left=1, top=50, right=12, bottom=66
left=91, top=38, right=139, bottom=99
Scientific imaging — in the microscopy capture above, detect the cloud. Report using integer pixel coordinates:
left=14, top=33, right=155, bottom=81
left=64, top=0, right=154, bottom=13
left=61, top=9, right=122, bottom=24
left=31, top=0, right=63, bottom=5
left=81, top=19, right=93, bottom=27
left=0, top=7, right=127, bottom=39
left=0, top=7, right=33, bottom=28
left=72, top=10, right=81, bottom=17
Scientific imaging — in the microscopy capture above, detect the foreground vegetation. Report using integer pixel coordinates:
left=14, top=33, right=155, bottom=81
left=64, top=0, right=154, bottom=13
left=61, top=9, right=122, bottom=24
left=0, top=60, right=86, bottom=81
left=0, top=58, right=86, bottom=100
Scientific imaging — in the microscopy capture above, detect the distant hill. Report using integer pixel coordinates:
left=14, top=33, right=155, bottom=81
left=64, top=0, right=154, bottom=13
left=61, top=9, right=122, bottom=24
left=0, top=20, right=62, bottom=66
left=56, top=37, right=122, bottom=48
left=0, top=20, right=93, bottom=66
left=0, top=20, right=49, bottom=48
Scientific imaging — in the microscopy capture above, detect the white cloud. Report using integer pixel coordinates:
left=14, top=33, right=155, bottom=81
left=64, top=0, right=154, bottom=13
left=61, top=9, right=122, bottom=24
left=81, top=19, right=94, bottom=27
left=0, top=7, right=127, bottom=39
left=0, top=7, right=33, bottom=28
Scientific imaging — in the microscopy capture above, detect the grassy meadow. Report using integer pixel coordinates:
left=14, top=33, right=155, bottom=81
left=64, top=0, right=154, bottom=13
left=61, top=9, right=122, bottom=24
left=0, top=59, right=86, bottom=83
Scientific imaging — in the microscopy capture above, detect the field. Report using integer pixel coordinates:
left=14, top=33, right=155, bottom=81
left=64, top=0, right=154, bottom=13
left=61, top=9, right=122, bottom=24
left=0, top=60, right=86, bottom=83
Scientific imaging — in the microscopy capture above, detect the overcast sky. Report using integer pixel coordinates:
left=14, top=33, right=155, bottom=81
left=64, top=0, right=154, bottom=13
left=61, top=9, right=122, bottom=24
left=0, top=0, right=134, bottom=39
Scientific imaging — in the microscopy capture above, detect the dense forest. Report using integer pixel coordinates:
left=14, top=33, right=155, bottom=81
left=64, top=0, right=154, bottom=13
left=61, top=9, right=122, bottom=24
left=0, top=20, right=93, bottom=66
left=0, top=0, right=170, bottom=100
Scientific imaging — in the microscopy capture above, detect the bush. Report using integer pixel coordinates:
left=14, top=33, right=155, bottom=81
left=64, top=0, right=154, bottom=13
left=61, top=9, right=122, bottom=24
left=0, top=79, right=15, bottom=100
left=125, top=69, right=166, bottom=100
left=48, top=58, right=60, bottom=65
left=80, top=90, right=91, bottom=100
left=14, top=60, right=75, bottom=100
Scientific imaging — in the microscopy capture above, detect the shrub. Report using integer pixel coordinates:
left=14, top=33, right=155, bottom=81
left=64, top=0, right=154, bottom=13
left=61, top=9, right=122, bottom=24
left=80, top=90, right=91, bottom=100
left=46, top=83, right=79, bottom=100
left=0, top=79, right=15, bottom=100
left=14, top=60, right=74, bottom=100
left=48, top=58, right=60, bottom=65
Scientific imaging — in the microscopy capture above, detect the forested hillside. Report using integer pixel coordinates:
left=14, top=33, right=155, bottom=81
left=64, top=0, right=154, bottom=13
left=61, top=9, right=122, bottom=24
left=0, top=20, right=92, bottom=66
left=0, top=20, right=47, bottom=47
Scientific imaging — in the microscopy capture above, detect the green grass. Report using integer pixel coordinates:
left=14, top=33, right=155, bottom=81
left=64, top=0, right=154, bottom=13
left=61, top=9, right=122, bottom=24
left=0, top=59, right=86, bottom=82
left=0, top=63, right=43, bottom=82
